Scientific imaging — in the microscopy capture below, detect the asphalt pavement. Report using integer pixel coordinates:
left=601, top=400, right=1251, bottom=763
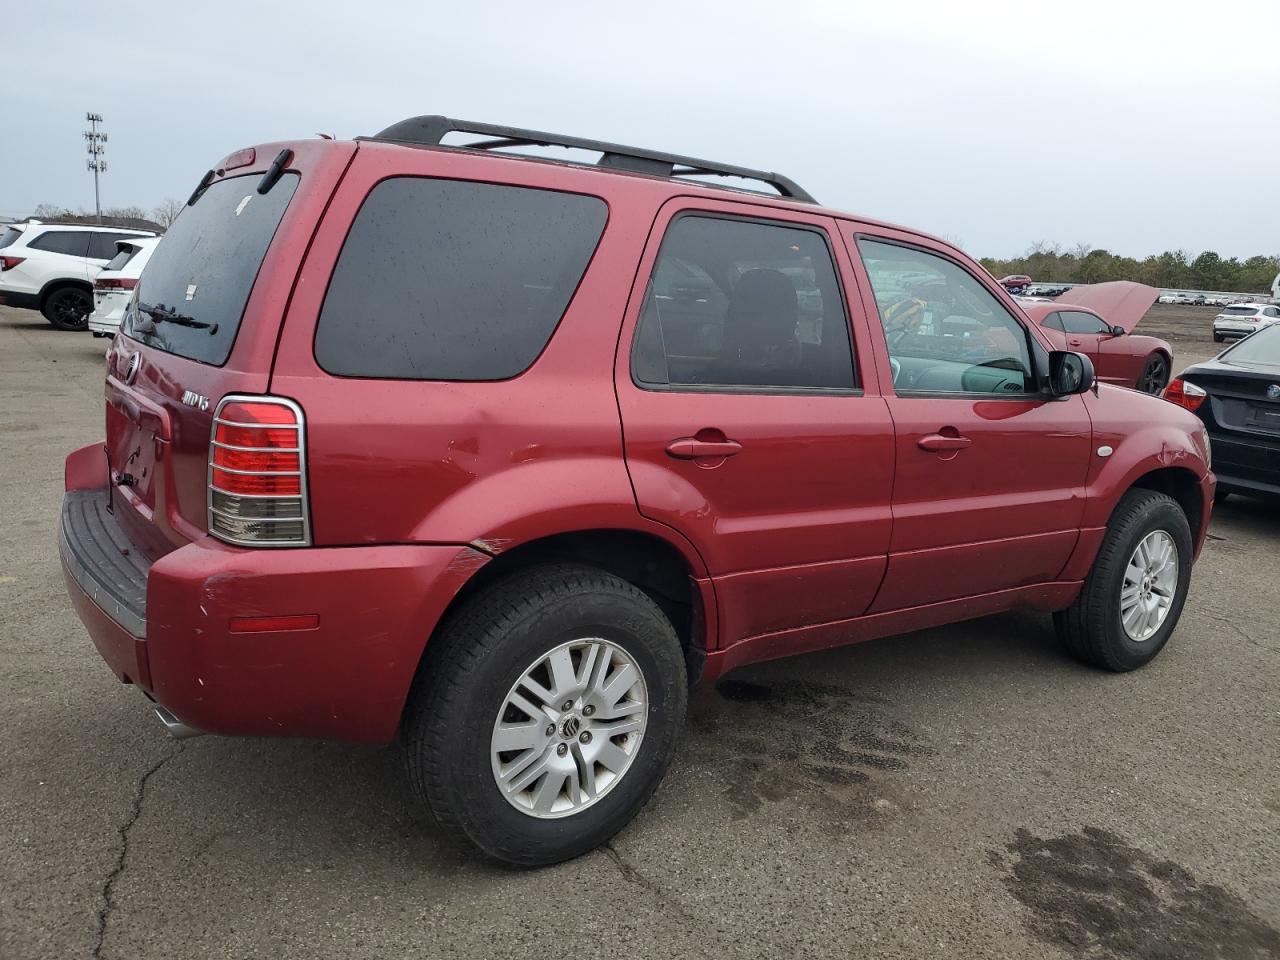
left=1, top=306, right=1276, bottom=959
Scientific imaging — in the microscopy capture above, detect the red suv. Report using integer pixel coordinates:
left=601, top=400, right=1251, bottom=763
left=60, top=116, right=1214, bottom=866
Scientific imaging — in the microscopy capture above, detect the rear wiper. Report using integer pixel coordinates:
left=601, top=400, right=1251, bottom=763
left=137, top=301, right=218, bottom=333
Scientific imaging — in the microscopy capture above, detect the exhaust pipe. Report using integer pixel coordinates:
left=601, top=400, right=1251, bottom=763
left=152, top=704, right=204, bottom=740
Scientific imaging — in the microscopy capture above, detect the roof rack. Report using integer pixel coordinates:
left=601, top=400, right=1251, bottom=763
left=366, top=115, right=816, bottom=204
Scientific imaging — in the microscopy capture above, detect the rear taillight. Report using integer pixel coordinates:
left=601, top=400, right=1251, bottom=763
left=95, top=277, right=138, bottom=291
left=0, top=256, right=25, bottom=271
left=1164, top=377, right=1207, bottom=412
left=208, top=396, right=310, bottom=546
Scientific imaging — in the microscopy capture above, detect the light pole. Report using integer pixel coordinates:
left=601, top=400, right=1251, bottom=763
left=84, top=113, right=107, bottom=224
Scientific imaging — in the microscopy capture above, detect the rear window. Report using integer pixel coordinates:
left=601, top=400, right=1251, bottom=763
left=314, top=178, right=607, bottom=381
left=123, top=173, right=298, bottom=365
left=0, top=227, right=22, bottom=249
left=1223, top=306, right=1259, bottom=316
left=103, top=246, right=138, bottom=272
left=1222, top=324, right=1280, bottom=364
left=28, top=231, right=89, bottom=257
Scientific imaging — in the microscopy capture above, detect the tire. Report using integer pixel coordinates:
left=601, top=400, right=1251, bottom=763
left=42, top=287, right=92, bottom=331
left=1054, top=489, right=1193, bottom=672
left=1213, top=334, right=1224, bottom=343
left=401, top=563, right=687, bottom=867
left=1214, top=487, right=1231, bottom=505
left=1137, top=352, right=1170, bottom=394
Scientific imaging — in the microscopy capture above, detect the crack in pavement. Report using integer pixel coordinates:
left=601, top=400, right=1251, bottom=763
left=600, top=842, right=766, bottom=960
left=1202, top=612, right=1276, bottom=654
left=91, top=742, right=185, bottom=960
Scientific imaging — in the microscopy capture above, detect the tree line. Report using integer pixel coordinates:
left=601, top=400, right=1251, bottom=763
left=27, top=198, right=185, bottom=230
left=980, top=242, right=1279, bottom=293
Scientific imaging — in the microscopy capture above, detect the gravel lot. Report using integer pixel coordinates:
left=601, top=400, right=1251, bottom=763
left=1, top=302, right=1277, bottom=959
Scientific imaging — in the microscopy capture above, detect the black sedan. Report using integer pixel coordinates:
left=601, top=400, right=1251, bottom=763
left=1165, top=324, right=1280, bottom=501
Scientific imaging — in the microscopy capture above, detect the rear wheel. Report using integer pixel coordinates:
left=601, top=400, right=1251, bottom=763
left=42, top=287, right=92, bottom=331
left=1137, top=353, right=1169, bottom=394
left=401, top=563, right=687, bottom=866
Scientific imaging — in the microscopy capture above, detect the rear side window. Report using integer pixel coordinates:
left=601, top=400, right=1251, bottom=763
left=103, top=246, right=138, bottom=272
left=315, top=178, right=607, bottom=381
left=0, top=227, right=22, bottom=249
left=631, top=215, right=855, bottom=390
left=89, top=232, right=137, bottom=260
left=124, top=173, right=298, bottom=365
left=28, top=231, right=89, bottom=257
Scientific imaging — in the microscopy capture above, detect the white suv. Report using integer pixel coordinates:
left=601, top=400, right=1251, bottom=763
left=87, top=237, right=160, bottom=337
left=1213, top=303, right=1280, bottom=342
left=0, top=221, right=156, bottom=330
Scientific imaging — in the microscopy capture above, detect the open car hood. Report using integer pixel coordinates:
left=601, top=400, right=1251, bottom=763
left=1055, top=281, right=1159, bottom=334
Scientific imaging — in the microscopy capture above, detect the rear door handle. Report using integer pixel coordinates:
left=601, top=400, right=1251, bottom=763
left=1068, top=338, right=1083, bottom=347
left=918, top=433, right=972, bottom=452
left=665, top=437, right=743, bottom=460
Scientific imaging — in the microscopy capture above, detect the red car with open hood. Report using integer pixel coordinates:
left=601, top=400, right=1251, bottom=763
left=1021, top=282, right=1172, bottom=394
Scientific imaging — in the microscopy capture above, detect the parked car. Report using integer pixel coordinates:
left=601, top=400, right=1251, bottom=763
left=999, top=274, right=1032, bottom=293
left=87, top=237, right=161, bottom=337
left=1020, top=282, right=1171, bottom=394
left=59, top=117, right=1214, bottom=866
left=1166, top=324, right=1280, bottom=501
left=1212, top=303, right=1280, bottom=342
left=0, top=221, right=156, bottom=329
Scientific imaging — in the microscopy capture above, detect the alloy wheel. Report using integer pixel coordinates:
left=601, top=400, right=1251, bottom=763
left=1120, top=530, right=1178, bottom=641
left=490, top=637, right=647, bottom=818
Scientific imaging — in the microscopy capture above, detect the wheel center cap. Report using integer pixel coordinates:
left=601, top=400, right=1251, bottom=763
left=560, top=715, right=581, bottom=740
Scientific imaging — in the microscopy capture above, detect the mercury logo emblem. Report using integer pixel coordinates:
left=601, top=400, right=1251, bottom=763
left=1268, top=384, right=1280, bottom=400
left=123, top=353, right=140, bottom=385
left=560, top=716, right=581, bottom=740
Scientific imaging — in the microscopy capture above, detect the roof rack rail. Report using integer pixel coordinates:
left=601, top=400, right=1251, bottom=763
left=366, top=115, right=816, bottom=203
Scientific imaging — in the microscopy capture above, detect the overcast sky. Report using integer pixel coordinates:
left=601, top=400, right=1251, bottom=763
left=3, top=0, right=1277, bottom=258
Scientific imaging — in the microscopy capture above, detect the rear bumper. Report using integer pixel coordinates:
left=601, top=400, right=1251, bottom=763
left=0, top=290, right=40, bottom=311
left=60, top=474, right=488, bottom=742
left=1209, top=432, right=1280, bottom=497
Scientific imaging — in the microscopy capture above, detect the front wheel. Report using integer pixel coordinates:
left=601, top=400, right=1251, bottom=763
left=1137, top=353, right=1169, bottom=394
left=401, top=563, right=687, bottom=866
left=1055, top=490, right=1193, bottom=671
left=42, top=287, right=92, bottom=331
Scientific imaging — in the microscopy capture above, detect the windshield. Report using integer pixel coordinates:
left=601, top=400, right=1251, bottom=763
left=1222, top=306, right=1259, bottom=316
left=1222, top=325, right=1280, bottom=365
left=0, top=227, right=22, bottom=249
left=123, top=172, right=298, bottom=364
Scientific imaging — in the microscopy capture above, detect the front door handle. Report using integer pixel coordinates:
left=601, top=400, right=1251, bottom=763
left=665, top=436, right=743, bottom=460
left=1068, top=338, right=1084, bottom=347
left=918, top=433, right=972, bottom=452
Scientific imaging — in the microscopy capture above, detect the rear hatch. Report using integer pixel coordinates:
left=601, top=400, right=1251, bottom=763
left=103, top=141, right=355, bottom=558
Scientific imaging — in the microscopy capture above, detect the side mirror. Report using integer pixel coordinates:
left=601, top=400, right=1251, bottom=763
left=1048, top=350, right=1095, bottom=397
left=1109, top=324, right=1126, bottom=337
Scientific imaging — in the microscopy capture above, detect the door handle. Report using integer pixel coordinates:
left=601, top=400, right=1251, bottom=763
left=918, top=433, right=972, bottom=452
left=665, top=436, right=743, bottom=460
left=1068, top=338, right=1083, bottom=347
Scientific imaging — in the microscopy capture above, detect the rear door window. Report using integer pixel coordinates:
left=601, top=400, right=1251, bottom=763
left=631, top=215, right=855, bottom=390
left=89, top=232, right=136, bottom=260
left=314, top=178, right=607, bottom=381
left=28, top=231, right=89, bottom=257
left=123, top=173, right=298, bottom=365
